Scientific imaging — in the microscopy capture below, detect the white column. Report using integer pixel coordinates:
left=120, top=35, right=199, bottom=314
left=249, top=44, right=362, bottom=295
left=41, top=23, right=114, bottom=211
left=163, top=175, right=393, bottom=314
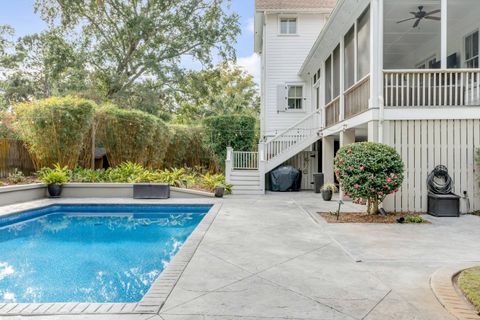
left=225, top=147, right=233, bottom=184
left=340, top=37, right=345, bottom=121
left=322, top=136, right=335, bottom=184
left=257, top=142, right=266, bottom=193
left=368, top=121, right=379, bottom=142
left=340, top=128, right=356, bottom=146
left=441, top=0, right=448, bottom=69
left=370, top=0, right=384, bottom=142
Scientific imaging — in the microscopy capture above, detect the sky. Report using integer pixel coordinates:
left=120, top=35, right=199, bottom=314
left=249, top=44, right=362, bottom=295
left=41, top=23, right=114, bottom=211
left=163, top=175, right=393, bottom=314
left=0, top=0, right=260, bottom=82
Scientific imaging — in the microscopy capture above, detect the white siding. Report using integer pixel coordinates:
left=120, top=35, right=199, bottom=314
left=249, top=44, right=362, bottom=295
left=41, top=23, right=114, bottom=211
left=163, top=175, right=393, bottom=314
left=383, top=119, right=480, bottom=213
left=263, top=13, right=327, bottom=138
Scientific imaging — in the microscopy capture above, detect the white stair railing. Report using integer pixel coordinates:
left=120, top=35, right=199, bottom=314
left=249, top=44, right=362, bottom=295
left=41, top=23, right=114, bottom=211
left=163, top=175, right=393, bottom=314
left=264, top=108, right=322, bottom=162
left=233, top=151, right=258, bottom=170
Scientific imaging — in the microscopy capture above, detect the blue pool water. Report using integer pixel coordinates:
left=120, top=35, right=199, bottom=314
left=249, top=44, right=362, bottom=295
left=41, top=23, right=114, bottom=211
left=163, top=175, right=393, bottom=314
left=0, top=204, right=210, bottom=303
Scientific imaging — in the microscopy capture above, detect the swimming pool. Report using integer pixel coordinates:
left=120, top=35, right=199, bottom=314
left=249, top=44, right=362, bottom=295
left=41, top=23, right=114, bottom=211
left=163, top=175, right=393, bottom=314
left=0, top=204, right=211, bottom=304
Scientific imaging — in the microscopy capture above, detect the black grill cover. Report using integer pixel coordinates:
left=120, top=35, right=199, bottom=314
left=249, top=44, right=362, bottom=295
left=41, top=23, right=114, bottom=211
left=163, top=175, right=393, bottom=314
left=269, top=165, right=302, bottom=192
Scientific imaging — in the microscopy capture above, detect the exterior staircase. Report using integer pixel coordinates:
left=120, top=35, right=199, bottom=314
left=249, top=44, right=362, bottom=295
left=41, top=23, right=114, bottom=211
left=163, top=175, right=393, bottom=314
left=226, top=109, right=322, bottom=195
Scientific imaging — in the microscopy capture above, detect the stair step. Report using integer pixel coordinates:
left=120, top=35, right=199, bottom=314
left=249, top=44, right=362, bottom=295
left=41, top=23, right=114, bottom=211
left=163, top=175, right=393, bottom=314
left=231, top=190, right=265, bottom=195
left=229, top=180, right=261, bottom=186
left=230, top=175, right=260, bottom=181
left=232, top=185, right=261, bottom=190
left=231, top=170, right=259, bottom=176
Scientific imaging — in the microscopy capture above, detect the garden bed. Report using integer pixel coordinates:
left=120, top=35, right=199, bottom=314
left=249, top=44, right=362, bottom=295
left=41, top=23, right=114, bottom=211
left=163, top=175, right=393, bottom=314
left=318, top=212, right=430, bottom=224
left=457, top=267, right=480, bottom=313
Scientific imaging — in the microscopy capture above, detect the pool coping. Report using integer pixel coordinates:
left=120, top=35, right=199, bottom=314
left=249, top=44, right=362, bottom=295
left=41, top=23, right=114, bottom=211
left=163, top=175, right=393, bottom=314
left=0, top=198, right=222, bottom=316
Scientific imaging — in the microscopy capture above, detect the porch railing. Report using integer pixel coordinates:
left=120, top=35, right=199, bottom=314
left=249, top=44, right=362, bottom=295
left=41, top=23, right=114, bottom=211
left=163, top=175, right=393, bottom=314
left=345, top=75, right=370, bottom=119
left=384, top=69, right=480, bottom=107
left=233, top=151, right=258, bottom=170
left=265, top=108, right=321, bottom=161
left=325, top=96, right=340, bottom=127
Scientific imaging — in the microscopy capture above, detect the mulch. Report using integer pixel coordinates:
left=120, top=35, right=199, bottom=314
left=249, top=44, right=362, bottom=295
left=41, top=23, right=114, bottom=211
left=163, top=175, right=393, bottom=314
left=318, top=211, right=430, bottom=224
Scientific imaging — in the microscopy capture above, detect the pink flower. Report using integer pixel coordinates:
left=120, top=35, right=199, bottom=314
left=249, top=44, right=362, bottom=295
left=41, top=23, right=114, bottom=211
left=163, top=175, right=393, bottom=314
left=347, top=149, right=352, bottom=154
left=354, top=184, right=360, bottom=189
left=378, top=191, right=384, bottom=196
left=359, top=166, right=364, bottom=171
left=370, top=188, right=375, bottom=192
left=369, top=175, right=374, bottom=180
left=335, top=169, right=340, bottom=175
left=386, top=177, right=391, bottom=183
left=348, top=166, right=353, bottom=170
left=390, top=190, right=395, bottom=194
left=394, top=188, right=399, bottom=192
left=384, top=185, right=389, bottom=189
left=393, top=175, right=397, bottom=179
left=339, top=159, right=343, bottom=163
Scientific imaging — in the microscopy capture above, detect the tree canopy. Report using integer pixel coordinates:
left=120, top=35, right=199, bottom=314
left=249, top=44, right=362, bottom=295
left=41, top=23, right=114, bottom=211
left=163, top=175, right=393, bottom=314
left=34, top=0, right=240, bottom=99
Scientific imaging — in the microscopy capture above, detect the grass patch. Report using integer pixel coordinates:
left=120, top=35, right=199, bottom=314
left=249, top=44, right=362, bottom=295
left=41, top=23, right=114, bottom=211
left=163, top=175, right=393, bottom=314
left=458, top=267, right=480, bottom=312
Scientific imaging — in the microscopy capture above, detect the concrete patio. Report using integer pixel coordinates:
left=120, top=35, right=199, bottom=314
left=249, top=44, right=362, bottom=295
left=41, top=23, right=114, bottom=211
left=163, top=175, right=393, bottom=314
left=2, top=192, right=480, bottom=319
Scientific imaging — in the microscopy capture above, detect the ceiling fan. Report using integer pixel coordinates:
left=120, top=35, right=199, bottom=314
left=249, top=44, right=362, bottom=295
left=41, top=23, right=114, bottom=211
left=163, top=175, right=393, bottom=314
left=397, top=6, right=441, bottom=28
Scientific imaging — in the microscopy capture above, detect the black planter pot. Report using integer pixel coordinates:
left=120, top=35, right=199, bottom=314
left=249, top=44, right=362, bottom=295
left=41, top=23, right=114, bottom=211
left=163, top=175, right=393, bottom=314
left=321, top=190, right=333, bottom=201
left=47, top=184, right=63, bottom=198
left=214, top=187, right=225, bottom=198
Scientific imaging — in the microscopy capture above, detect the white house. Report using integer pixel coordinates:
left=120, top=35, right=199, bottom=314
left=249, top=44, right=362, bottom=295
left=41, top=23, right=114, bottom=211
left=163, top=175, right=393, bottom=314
left=226, top=0, right=480, bottom=213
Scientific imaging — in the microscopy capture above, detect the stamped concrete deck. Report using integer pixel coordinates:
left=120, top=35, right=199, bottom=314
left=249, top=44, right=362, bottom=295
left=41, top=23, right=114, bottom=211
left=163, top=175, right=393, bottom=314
left=1, top=192, right=480, bottom=319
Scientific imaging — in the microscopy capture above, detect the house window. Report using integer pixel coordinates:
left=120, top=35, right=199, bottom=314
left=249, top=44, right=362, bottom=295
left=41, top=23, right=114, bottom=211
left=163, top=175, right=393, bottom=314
left=287, top=85, right=303, bottom=109
left=465, top=31, right=479, bottom=68
left=280, top=18, right=297, bottom=34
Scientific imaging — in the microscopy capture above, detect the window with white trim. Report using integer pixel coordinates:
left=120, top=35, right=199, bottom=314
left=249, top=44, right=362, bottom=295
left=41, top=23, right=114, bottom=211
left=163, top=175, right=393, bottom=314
left=287, top=85, right=303, bottom=109
left=465, top=31, right=479, bottom=68
left=280, top=18, right=297, bottom=34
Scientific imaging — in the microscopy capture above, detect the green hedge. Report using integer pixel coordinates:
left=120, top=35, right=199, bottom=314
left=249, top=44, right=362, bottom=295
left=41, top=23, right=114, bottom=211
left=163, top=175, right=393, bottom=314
left=96, top=104, right=170, bottom=168
left=203, top=115, right=257, bottom=165
left=164, top=125, right=217, bottom=170
left=13, top=96, right=96, bottom=168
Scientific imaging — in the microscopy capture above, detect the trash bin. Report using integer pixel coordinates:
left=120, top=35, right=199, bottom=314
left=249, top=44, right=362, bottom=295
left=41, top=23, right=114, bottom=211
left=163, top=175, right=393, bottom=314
left=313, top=173, right=324, bottom=194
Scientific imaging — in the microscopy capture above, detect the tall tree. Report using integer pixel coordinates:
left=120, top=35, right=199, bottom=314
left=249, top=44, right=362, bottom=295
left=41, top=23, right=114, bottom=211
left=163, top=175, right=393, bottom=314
left=34, top=0, right=240, bottom=99
left=173, top=63, right=260, bottom=123
left=0, top=28, right=89, bottom=105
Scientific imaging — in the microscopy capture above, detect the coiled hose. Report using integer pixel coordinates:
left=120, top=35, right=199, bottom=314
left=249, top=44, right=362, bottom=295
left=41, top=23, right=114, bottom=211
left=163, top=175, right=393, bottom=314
left=427, top=165, right=453, bottom=194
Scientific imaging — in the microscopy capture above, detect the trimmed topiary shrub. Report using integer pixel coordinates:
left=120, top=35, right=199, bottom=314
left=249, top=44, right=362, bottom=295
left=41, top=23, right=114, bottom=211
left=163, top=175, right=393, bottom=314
left=334, top=142, right=404, bottom=215
left=13, top=96, right=96, bottom=169
left=96, top=104, right=170, bottom=168
left=203, top=115, right=257, bottom=166
left=164, top=125, right=218, bottom=170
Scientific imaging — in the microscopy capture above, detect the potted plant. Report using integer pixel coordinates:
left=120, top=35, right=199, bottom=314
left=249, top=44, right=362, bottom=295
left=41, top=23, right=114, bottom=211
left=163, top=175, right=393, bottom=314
left=38, top=165, right=70, bottom=198
left=320, top=183, right=338, bottom=201
left=214, top=183, right=225, bottom=198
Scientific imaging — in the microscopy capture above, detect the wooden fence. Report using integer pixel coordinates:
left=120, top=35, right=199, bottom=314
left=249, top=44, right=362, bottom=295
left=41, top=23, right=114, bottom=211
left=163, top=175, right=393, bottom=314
left=0, top=139, right=35, bottom=178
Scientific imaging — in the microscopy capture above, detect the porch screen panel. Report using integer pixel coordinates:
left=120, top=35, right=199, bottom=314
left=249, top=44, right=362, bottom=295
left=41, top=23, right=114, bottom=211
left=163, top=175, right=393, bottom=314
left=333, top=45, right=341, bottom=99
left=357, top=6, right=370, bottom=79
left=344, top=27, right=355, bottom=89
left=325, top=56, right=332, bottom=103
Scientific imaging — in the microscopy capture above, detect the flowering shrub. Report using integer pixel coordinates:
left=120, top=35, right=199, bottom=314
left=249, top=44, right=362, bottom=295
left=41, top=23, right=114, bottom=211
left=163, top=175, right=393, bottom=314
left=334, top=142, right=404, bottom=215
